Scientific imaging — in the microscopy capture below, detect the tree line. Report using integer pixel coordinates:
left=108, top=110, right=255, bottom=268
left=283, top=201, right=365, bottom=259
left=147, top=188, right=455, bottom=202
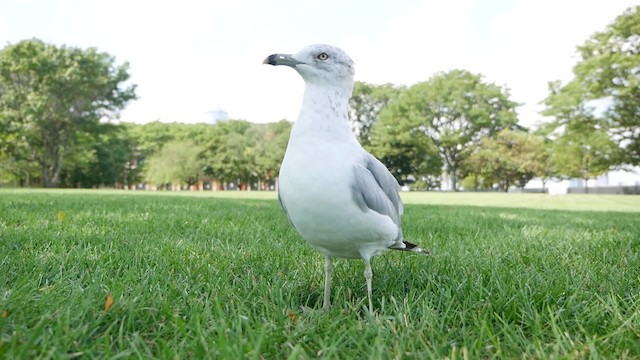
left=1, top=6, right=638, bottom=191
left=1, top=116, right=293, bottom=190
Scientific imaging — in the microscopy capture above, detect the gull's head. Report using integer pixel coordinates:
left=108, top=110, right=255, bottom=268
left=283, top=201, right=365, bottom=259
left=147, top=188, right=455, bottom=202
left=263, top=44, right=354, bottom=87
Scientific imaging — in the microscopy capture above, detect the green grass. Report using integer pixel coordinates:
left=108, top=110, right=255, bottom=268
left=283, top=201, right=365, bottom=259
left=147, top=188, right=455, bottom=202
left=1, top=189, right=639, bottom=358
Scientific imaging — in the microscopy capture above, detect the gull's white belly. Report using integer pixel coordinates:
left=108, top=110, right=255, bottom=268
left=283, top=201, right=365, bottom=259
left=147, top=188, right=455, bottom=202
left=279, top=141, right=398, bottom=259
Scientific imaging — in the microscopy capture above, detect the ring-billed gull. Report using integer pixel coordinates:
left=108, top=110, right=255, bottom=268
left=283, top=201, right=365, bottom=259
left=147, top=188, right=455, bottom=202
left=264, top=44, right=428, bottom=313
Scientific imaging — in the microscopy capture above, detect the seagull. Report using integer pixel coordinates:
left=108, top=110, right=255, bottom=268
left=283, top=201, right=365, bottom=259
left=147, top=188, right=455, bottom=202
left=263, top=44, right=428, bottom=312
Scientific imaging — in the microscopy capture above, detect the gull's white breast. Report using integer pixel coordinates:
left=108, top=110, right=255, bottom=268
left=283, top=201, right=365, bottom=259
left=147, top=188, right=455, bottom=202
left=279, top=136, right=399, bottom=259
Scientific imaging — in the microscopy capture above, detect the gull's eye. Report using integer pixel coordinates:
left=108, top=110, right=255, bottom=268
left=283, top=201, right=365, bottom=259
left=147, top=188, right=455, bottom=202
left=317, top=52, right=329, bottom=61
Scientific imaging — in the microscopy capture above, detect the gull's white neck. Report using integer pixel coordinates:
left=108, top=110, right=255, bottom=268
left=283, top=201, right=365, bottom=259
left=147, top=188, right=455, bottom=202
left=291, top=82, right=354, bottom=142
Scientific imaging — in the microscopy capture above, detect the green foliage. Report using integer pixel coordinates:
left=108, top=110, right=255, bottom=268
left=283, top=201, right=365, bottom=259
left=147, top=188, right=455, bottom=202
left=376, top=70, right=519, bottom=190
left=463, top=130, right=547, bottom=192
left=545, top=6, right=640, bottom=165
left=203, top=120, right=258, bottom=188
left=4, top=118, right=293, bottom=191
left=124, top=121, right=180, bottom=156
left=0, top=39, right=136, bottom=187
left=460, top=173, right=492, bottom=192
left=60, top=124, right=140, bottom=188
left=577, top=6, right=640, bottom=165
left=144, top=140, right=205, bottom=188
left=0, top=140, right=39, bottom=186
left=253, top=120, right=292, bottom=188
left=551, top=124, right=622, bottom=191
left=1, top=190, right=639, bottom=358
left=199, top=120, right=292, bottom=190
left=543, top=81, right=623, bottom=191
left=123, top=121, right=217, bottom=157
left=349, top=82, right=403, bottom=146
left=369, top=107, right=442, bottom=185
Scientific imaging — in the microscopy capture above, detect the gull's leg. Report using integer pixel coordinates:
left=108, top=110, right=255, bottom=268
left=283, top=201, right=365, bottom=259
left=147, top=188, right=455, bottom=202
left=323, top=255, right=333, bottom=310
left=363, top=257, right=373, bottom=313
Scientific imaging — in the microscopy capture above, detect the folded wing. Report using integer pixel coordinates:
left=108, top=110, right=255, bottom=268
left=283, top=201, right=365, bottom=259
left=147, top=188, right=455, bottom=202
left=351, top=153, right=404, bottom=243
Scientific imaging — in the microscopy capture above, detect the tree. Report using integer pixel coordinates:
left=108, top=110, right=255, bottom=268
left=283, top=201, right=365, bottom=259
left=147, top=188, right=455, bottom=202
left=550, top=122, right=622, bottom=193
left=58, top=124, right=139, bottom=188
left=548, top=6, right=640, bottom=165
left=379, top=70, right=519, bottom=190
left=202, top=120, right=258, bottom=190
left=121, top=121, right=215, bottom=188
left=577, top=6, right=640, bottom=165
left=462, top=129, right=547, bottom=192
left=124, top=120, right=287, bottom=191
left=0, top=143, right=39, bottom=186
left=144, top=141, right=204, bottom=189
left=537, top=137, right=560, bottom=193
left=542, top=52, right=626, bottom=189
left=59, top=132, right=97, bottom=188
left=254, top=120, right=292, bottom=189
left=369, top=110, right=442, bottom=185
left=123, top=121, right=179, bottom=158
left=349, top=82, right=403, bottom=146
left=0, top=39, right=136, bottom=187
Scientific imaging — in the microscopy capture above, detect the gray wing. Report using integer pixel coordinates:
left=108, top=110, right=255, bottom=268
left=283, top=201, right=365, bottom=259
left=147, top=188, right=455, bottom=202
left=278, top=190, right=297, bottom=230
left=351, top=153, right=404, bottom=241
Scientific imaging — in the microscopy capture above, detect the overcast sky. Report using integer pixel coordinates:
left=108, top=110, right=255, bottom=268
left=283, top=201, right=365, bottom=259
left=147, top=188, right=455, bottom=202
left=0, top=0, right=636, bottom=127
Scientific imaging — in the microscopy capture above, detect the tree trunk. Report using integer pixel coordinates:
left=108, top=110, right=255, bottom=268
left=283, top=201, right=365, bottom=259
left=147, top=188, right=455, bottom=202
left=41, top=135, right=65, bottom=188
left=43, top=162, right=58, bottom=188
left=584, top=177, right=589, bottom=194
left=450, top=168, right=458, bottom=191
left=504, top=178, right=512, bottom=192
left=212, top=179, right=224, bottom=191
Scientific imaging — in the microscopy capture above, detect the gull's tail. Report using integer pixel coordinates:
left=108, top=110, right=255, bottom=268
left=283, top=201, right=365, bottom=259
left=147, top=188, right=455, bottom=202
left=391, top=241, right=430, bottom=255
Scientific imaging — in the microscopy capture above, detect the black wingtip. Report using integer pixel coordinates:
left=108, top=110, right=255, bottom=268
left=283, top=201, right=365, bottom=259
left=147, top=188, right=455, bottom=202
left=393, top=241, right=430, bottom=255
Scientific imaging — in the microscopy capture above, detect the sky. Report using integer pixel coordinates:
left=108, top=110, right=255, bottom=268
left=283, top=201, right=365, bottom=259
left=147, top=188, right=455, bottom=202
left=0, top=0, right=637, bottom=128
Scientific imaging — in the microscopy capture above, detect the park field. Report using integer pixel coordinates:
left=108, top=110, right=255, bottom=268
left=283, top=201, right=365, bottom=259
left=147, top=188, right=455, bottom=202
left=0, top=189, right=639, bottom=358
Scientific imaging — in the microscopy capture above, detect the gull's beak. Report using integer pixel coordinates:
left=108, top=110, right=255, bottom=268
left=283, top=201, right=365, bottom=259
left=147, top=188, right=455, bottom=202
left=263, top=53, right=303, bottom=67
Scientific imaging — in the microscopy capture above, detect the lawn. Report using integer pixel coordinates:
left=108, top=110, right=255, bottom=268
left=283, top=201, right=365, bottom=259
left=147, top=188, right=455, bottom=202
left=0, top=189, right=638, bottom=358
